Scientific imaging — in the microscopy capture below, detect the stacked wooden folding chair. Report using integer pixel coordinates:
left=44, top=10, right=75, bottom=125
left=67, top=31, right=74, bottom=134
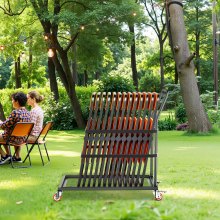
left=54, top=90, right=168, bottom=201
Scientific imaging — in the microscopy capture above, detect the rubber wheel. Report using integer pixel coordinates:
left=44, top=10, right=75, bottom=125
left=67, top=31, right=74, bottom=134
left=53, top=192, right=62, bottom=201
left=155, top=192, right=163, bottom=201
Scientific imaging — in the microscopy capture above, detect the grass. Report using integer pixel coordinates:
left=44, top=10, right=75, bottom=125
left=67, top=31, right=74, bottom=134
left=0, top=129, right=220, bottom=219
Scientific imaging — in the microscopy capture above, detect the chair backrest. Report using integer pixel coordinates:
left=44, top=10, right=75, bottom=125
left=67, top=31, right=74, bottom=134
left=39, top=121, right=53, bottom=141
left=10, top=122, right=34, bottom=137
left=8, top=122, right=34, bottom=145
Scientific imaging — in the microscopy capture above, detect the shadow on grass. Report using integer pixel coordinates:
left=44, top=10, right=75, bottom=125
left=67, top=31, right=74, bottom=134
left=62, top=189, right=154, bottom=201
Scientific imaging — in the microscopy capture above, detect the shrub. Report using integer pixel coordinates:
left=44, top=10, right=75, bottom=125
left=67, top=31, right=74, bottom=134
left=207, top=109, right=220, bottom=127
left=93, top=72, right=135, bottom=92
left=175, top=103, right=187, bottom=123
left=139, top=72, right=161, bottom=92
left=0, top=86, right=96, bottom=130
left=158, top=116, right=177, bottom=131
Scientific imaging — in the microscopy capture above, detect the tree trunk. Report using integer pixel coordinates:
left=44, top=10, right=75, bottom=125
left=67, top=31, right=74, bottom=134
left=0, top=102, right=6, bottom=121
left=71, top=42, right=78, bottom=85
left=95, top=71, right=100, bottom=80
left=166, top=0, right=212, bottom=132
left=159, top=40, right=165, bottom=90
left=84, top=69, right=88, bottom=86
left=15, top=56, right=21, bottom=88
left=129, top=24, right=138, bottom=91
left=52, top=51, right=86, bottom=128
left=48, top=58, right=59, bottom=101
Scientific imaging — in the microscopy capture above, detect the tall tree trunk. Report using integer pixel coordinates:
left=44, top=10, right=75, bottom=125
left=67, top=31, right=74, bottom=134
left=48, top=58, right=59, bottom=101
left=15, top=56, right=21, bottom=88
left=166, top=0, right=212, bottom=132
left=129, top=24, right=138, bottom=91
left=174, top=64, right=178, bottom=84
left=71, top=42, right=78, bottom=85
left=0, top=102, right=5, bottom=121
left=52, top=51, right=85, bottom=128
left=195, top=6, right=201, bottom=91
left=159, top=40, right=165, bottom=90
left=95, top=71, right=100, bottom=80
left=84, top=69, right=88, bottom=86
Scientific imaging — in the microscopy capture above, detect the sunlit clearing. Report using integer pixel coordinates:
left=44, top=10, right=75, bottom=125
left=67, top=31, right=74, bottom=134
left=45, top=150, right=80, bottom=157
left=175, top=147, right=199, bottom=151
left=0, top=199, right=7, bottom=205
left=165, top=187, right=220, bottom=200
left=0, top=179, right=39, bottom=190
left=213, top=169, right=220, bottom=175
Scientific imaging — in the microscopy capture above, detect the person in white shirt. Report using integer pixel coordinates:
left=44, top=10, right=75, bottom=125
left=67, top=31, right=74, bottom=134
left=27, top=91, right=44, bottom=142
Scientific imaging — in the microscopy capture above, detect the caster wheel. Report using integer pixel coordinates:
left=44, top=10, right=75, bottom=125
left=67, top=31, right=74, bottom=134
left=53, top=192, right=62, bottom=201
left=155, top=192, right=163, bottom=201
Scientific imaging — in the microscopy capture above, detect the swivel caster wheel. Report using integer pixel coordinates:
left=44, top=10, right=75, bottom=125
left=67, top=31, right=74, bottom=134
left=154, top=191, right=163, bottom=201
left=53, top=191, right=62, bottom=201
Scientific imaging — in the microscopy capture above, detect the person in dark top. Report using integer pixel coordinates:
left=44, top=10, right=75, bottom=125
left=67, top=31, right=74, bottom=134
left=0, top=92, right=31, bottom=164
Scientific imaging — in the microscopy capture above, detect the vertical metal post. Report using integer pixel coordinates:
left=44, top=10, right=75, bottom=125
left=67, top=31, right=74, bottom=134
left=213, top=0, right=219, bottom=107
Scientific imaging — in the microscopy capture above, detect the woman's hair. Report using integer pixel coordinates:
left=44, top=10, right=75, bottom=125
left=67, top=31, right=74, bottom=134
left=11, top=92, right=27, bottom=107
left=28, top=91, right=44, bottom=103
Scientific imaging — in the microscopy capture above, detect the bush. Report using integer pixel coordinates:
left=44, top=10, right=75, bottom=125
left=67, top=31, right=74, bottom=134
left=207, top=109, right=220, bottom=127
left=175, top=103, right=187, bottom=123
left=158, top=116, right=177, bottom=131
left=42, top=86, right=96, bottom=130
left=93, top=72, right=135, bottom=92
left=0, top=86, right=96, bottom=130
left=139, top=72, right=161, bottom=92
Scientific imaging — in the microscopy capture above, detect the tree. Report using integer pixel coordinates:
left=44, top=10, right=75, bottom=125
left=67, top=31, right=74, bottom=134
left=140, top=0, right=168, bottom=90
left=29, top=0, right=141, bottom=128
left=166, top=0, right=212, bottom=132
left=184, top=0, right=212, bottom=91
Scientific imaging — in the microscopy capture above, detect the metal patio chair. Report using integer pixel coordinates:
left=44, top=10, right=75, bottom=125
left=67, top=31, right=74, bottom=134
left=23, top=121, right=53, bottom=166
left=54, top=90, right=168, bottom=201
left=0, top=122, right=34, bottom=168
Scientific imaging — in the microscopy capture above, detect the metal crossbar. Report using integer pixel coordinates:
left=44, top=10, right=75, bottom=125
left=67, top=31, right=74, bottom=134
left=54, top=90, right=168, bottom=201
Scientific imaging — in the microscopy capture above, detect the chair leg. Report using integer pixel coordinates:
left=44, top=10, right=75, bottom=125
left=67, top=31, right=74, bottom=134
left=8, top=144, right=15, bottom=168
left=44, top=143, right=50, bottom=162
left=38, top=143, right=45, bottom=166
left=25, top=144, right=32, bottom=167
left=23, top=144, right=35, bottom=163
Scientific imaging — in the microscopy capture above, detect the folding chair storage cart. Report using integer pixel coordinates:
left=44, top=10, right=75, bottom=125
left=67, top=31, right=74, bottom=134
left=54, top=90, right=168, bottom=201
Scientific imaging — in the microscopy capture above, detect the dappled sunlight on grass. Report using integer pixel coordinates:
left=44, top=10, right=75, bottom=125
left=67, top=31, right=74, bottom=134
left=175, top=147, right=199, bottom=151
left=0, top=199, right=7, bottom=205
left=44, top=150, right=80, bottom=157
left=0, top=179, right=39, bottom=190
left=213, top=169, right=220, bottom=175
left=165, top=187, right=220, bottom=200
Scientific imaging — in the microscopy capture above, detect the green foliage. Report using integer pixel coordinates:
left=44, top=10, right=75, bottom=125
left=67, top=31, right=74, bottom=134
left=44, top=86, right=96, bottom=130
left=200, top=90, right=215, bottom=110
left=158, top=116, right=177, bottom=131
left=0, top=86, right=96, bottom=130
left=175, top=103, right=187, bottom=123
left=207, top=109, right=220, bottom=128
left=139, top=72, right=161, bottom=92
left=7, top=61, right=47, bottom=89
left=94, top=72, right=135, bottom=92
left=0, top=56, right=12, bottom=89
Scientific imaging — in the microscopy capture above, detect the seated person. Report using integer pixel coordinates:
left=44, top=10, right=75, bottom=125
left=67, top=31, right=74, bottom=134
left=27, top=91, right=44, bottom=142
left=0, top=92, right=31, bottom=164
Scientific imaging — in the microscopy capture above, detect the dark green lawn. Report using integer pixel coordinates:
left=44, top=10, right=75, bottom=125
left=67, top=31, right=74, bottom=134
left=0, top=130, right=220, bottom=220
